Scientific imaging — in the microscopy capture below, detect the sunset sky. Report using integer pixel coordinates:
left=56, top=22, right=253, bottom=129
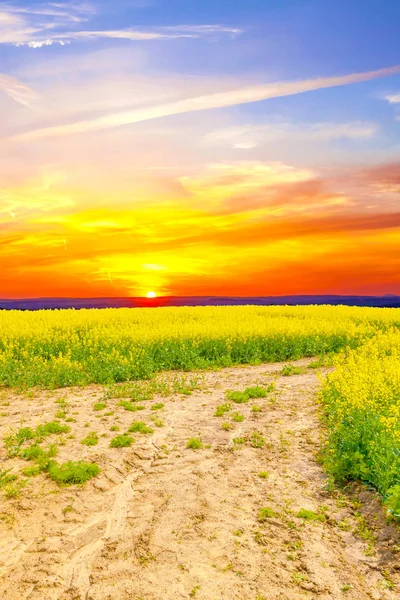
left=1, top=0, right=400, bottom=298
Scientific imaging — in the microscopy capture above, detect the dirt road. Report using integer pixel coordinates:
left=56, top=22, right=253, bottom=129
left=0, top=359, right=399, bottom=599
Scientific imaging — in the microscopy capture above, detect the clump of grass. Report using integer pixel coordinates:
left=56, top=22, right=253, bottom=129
left=245, top=386, right=267, bottom=399
left=0, top=468, right=17, bottom=489
left=4, top=480, right=28, bottom=498
left=47, top=460, right=100, bottom=485
left=233, top=437, right=245, bottom=445
left=296, top=508, right=326, bottom=522
left=110, top=425, right=119, bottom=432
left=186, top=437, right=203, bottom=450
left=250, top=431, right=266, bottom=448
left=152, top=418, right=164, bottom=428
left=35, top=421, right=70, bottom=440
left=81, top=432, right=99, bottom=446
left=258, top=507, right=276, bottom=521
left=93, top=402, right=106, bottom=411
left=119, top=401, right=145, bottom=412
left=215, top=403, right=231, bottom=417
left=128, top=421, right=154, bottom=434
left=231, top=412, right=244, bottom=423
left=251, top=405, right=261, bottom=413
left=281, top=365, right=303, bottom=376
left=226, top=391, right=249, bottom=404
left=258, top=471, right=269, bottom=479
left=151, top=403, right=164, bottom=411
left=222, top=422, right=233, bottom=431
left=110, top=434, right=134, bottom=448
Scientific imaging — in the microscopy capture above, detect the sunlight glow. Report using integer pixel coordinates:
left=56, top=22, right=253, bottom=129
left=146, top=291, right=157, bottom=298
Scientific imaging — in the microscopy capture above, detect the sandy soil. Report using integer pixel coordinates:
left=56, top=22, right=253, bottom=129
left=0, top=359, right=399, bottom=600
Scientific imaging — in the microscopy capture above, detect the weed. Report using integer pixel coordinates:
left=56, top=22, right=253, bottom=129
left=245, top=386, right=267, bottom=399
left=281, top=365, right=303, bottom=376
left=128, top=422, right=154, bottom=434
left=47, top=461, right=100, bottom=484
left=249, top=431, right=266, bottom=448
left=226, top=391, right=249, bottom=404
left=251, top=405, right=261, bottom=413
left=189, top=586, right=201, bottom=597
left=258, top=471, right=269, bottom=479
left=0, top=468, right=17, bottom=489
left=296, top=508, right=326, bottom=522
left=222, top=422, right=233, bottom=431
left=110, top=434, right=134, bottom=448
left=151, top=403, right=164, bottom=410
left=231, top=412, right=244, bottom=422
left=215, top=403, right=231, bottom=417
left=110, top=425, right=119, bottom=432
left=186, top=437, right=203, bottom=450
left=4, top=479, right=28, bottom=498
left=258, top=507, right=276, bottom=521
left=93, top=403, right=106, bottom=411
left=119, top=401, right=145, bottom=412
left=81, top=432, right=99, bottom=446
left=233, top=437, right=245, bottom=445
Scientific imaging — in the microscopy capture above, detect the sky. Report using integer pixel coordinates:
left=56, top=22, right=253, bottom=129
left=1, top=0, right=400, bottom=298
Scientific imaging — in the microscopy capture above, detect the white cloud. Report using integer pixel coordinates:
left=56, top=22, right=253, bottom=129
left=203, top=121, right=378, bottom=148
left=385, top=93, right=400, bottom=103
left=0, top=73, right=39, bottom=107
left=0, top=2, right=241, bottom=47
left=11, top=65, right=400, bottom=141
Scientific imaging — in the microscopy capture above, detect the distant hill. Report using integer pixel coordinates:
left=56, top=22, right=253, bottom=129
left=0, top=295, right=399, bottom=310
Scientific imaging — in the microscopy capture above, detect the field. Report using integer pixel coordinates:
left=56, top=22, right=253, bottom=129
left=0, top=305, right=399, bottom=599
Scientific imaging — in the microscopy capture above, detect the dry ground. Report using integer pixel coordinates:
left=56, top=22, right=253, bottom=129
left=0, top=359, right=399, bottom=600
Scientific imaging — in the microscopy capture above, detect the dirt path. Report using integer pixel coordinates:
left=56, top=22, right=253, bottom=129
left=0, top=360, right=399, bottom=600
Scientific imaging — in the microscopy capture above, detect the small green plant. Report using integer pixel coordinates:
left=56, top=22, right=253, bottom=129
left=93, top=402, right=106, bottom=411
left=189, top=585, right=201, bottom=597
left=0, top=468, right=17, bottom=489
left=4, top=480, right=28, bottom=498
left=258, top=471, right=269, bottom=479
left=110, top=434, right=134, bottom=448
left=296, top=508, right=326, bottom=522
left=231, top=412, right=244, bottom=422
left=186, top=437, right=203, bottom=450
left=258, top=507, right=276, bottom=521
left=215, top=403, right=231, bottom=417
left=251, top=405, right=261, bottom=413
left=226, top=391, right=249, bottom=404
left=35, top=421, right=70, bottom=440
left=151, top=403, right=164, bottom=410
left=47, top=461, right=100, bottom=484
left=245, top=386, right=267, bottom=399
left=119, top=401, right=145, bottom=412
left=281, top=365, right=303, bottom=376
left=222, top=422, right=233, bottom=431
left=249, top=431, right=265, bottom=448
left=128, top=421, right=154, bottom=434
left=81, top=432, right=99, bottom=446
left=233, top=437, right=245, bottom=445
left=110, top=425, right=119, bottom=432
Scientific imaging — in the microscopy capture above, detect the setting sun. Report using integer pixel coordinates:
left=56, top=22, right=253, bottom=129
left=146, top=291, right=157, bottom=299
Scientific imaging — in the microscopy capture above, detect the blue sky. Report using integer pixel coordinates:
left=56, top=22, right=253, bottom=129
left=0, top=0, right=400, bottom=297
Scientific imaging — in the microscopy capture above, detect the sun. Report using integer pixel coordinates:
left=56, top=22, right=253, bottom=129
left=146, top=291, right=157, bottom=299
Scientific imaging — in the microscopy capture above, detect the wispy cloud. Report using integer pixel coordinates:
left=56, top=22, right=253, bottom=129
left=12, top=65, right=400, bottom=141
left=203, top=121, right=378, bottom=149
left=0, top=2, right=241, bottom=48
left=385, top=93, right=400, bottom=103
left=0, top=73, right=39, bottom=108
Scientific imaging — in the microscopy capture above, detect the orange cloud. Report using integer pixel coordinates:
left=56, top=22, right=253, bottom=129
left=1, top=159, right=399, bottom=298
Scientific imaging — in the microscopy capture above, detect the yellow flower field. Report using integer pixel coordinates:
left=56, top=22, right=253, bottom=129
left=0, top=304, right=399, bottom=512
